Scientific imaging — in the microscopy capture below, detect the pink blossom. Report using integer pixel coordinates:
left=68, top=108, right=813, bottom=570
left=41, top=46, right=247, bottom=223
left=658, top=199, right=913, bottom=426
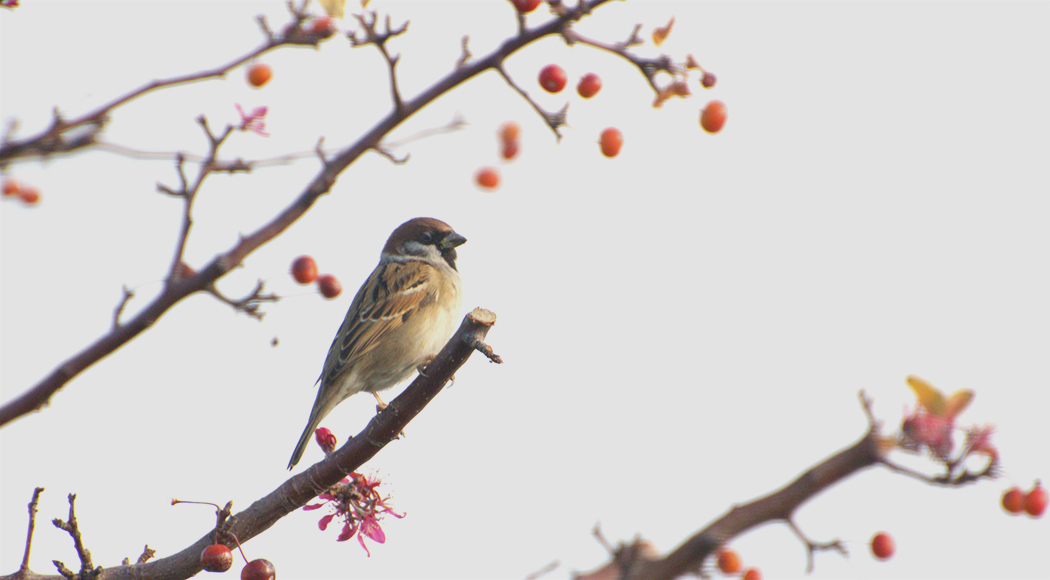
left=302, top=473, right=404, bottom=556
left=900, top=406, right=954, bottom=459
left=315, top=427, right=338, bottom=456
left=965, top=424, right=998, bottom=460
left=235, top=104, right=269, bottom=136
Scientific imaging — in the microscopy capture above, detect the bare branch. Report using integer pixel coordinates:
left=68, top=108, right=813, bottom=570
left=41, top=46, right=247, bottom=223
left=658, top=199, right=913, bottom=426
left=372, top=146, right=410, bottom=164
left=786, top=517, right=847, bottom=574
left=0, top=15, right=328, bottom=166
left=577, top=425, right=886, bottom=580
left=7, top=311, right=498, bottom=580
left=1, top=0, right=614, bottom=428
left=17, top=487, right=45, bottom=575
left=523, top=560, right=560, bottom=580
left=50, top=494, right=101, bottom=579
left=351, top=11, right=411, bottom=113
left=496, top=65, right=567, bottom=139
left=565, top=27, right=677, bottom=94
left=206, top=280, right=280, bottom=321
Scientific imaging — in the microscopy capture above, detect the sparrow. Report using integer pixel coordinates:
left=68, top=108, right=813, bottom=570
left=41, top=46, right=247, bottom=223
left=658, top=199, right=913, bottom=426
left=288, top=217, right=466, bottom=470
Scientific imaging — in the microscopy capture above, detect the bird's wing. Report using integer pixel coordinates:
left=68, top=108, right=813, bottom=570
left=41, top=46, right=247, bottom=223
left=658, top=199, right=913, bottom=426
left=318, top=260, right=437, bottom=385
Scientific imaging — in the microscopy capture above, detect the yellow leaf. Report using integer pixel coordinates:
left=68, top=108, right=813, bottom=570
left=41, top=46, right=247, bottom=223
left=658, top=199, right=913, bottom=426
left=652, top=17, right=674, bottom=46
left=317, top=0, right=345, bottom=18
left=943, top=389, right=974, bottom=419
left=906, top=375, right=945, bottom=416
left=906, top=376, right=974, bottom=419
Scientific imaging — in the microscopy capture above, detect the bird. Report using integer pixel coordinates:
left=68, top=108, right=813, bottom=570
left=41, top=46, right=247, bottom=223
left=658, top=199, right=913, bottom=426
left=288, top=217, right=466, bottom=470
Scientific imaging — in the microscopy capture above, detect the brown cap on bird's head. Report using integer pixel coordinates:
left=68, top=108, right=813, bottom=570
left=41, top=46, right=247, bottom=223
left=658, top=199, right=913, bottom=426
left=382, top=217, right=467, bottom=269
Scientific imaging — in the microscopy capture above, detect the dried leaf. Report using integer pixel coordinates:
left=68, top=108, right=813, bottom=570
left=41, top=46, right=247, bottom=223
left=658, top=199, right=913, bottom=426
left=652, top=16, right=674, bottom=46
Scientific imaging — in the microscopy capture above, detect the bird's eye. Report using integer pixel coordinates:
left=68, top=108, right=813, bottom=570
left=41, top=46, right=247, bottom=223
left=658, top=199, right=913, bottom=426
left=419, top=231, right=435, bottom=244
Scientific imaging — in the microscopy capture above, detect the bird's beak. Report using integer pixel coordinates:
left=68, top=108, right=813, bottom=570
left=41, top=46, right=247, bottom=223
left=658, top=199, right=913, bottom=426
left=441, top=231, right=467, bottom=249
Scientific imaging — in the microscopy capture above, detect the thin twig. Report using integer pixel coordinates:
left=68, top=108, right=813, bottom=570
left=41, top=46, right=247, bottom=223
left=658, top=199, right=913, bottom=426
left=495, top=65, right=567, bottom=140
left=372, top=146, right=409, bottom=164
left=0, top=24, right=314, bottom=165
left=456, top=35, right=472, bottom=69
left=19, top=487, right=45, bottom=574
left=206, top=281, right=280, bottom=320
left=51, top=494, right=101, bottom=578
left=351, top=11, right=410, bottom=113
left=786, top=517, right=847, bottom=574
left=111, top=286, right=135, bottom=330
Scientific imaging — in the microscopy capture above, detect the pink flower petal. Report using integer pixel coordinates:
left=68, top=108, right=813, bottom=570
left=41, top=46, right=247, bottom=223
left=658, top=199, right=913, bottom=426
left=318, top=513, right=335, bottom=531
left=360, top=517, right=386, bottom=544
left=337, top=521, right=358, bottom=542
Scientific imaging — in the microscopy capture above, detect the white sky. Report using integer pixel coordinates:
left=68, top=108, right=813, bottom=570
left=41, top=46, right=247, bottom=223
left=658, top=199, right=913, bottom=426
left=1, top=1, right=1048, bottom=579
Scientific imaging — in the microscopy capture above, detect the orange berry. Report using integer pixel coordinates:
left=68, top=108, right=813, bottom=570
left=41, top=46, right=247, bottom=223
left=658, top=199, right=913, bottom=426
left=317, top=274, right=342, bottom=299
left=247, top=63, right=272, bottom=88
left=18, top=186, right=40, bottom=205
left=577, top=73, right=602, bottom=98
left=1024, top=481, right=1048, bottom=517
left=599, top=127, right=623, bottom=158
left=700, top=100, right=728, bottom=133
left=475, top=167, right=500, bottom=189
left=2, top=179, right=19, bottom=196
left=742, top=567, right=762, bottom=580
left=716, top=549, right=741, bottom=574
left=499, top=122, right=521, bottom=143
left=291, top=255, right=319, bottom=285
left=538, top=64, right=567, bottom=93
left=1002, top=487, right=1025, bottom=514
left=870, top=532, right=895, bottom=560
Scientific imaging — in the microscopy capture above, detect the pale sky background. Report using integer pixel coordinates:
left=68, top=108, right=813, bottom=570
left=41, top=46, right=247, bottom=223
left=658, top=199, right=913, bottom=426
left=1, top=1, right=1048, bottom=579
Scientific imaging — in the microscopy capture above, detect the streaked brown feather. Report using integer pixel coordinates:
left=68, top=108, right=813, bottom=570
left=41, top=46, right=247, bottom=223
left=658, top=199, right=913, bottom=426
left=321, top=260, right=436, bottom=386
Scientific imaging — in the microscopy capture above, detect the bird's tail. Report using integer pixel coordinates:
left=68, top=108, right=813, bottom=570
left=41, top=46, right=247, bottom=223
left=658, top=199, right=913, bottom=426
left=289, top=395, right=333, bottom=470
left=287, top=411, right=322, bottom=470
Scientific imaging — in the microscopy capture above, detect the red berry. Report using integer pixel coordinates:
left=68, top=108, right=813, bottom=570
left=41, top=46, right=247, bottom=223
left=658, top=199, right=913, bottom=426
left=599, top=128, right=623, bottom=158
left=317, top=274, right=342, bottom=299
left=742, top=568, right=762, bottom=580
left=200, top=544, right=233, bottom=572
left=476, top=167, right=500, bottom=189
left=308, top=16, right=335, bottom=37
left=500, top=140, right=519, bottom=160
left=700, top=71, right=717, bottom=88
left=700, top=100, right=728, bottom=133
left=241, top=558, right=276, bottom=580
left=511, top=0, right=541, bottom=13
left=1002, top=486, right=1025, bottom=514
left=870, top=532, right=895, bottom=560
left=576, top=73, right=602, bottom=98
left=18, top=186, right=40, bottom=205
left=1024, top=481, right=1048, bottom=517
left=538, top=64, right=567, bottom=93
left=247, top=63, right=272, bottom=88
left=2, top=179, right=19, bottom=196
left=291, top=255, right=319, bottom=285
left=716, top=549, right=741, bottom=574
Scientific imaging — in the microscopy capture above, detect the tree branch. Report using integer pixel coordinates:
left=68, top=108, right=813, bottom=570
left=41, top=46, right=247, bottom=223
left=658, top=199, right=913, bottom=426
left=0, top=4, right=322, bottom=166
left=1, top=309, right=499, bottom=580
left=0, top=0, right=613, bottom=428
